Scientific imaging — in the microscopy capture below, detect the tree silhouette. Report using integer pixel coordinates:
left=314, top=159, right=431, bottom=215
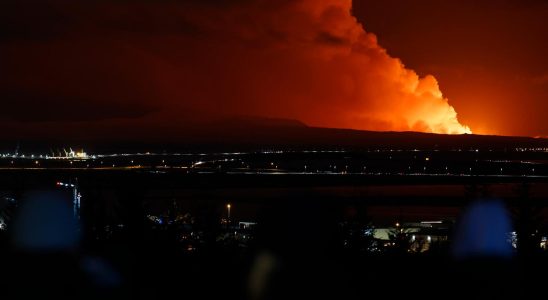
left=386, top=224, right=413, bottom=254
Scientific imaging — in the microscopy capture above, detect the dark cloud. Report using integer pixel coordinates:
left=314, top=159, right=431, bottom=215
left=0, top=2, right=72, bottom=42
left=1, top=26, right=164, bottom=123
left=0, top=90, right=154, bottom=122
left=315, top=32, right=350, bottom=46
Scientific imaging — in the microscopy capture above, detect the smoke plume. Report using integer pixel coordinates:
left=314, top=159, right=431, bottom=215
left=0, top=0, right=472, bottom=136
left=166, top=0, right=471, bottom=133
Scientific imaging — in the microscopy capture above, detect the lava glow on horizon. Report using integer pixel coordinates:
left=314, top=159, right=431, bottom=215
left=0, top=0, right=474, bottom=138
left=288, top=0, right=474, bottom=135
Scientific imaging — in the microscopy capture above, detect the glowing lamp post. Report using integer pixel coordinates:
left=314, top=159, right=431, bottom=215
left=227, top=204, right=231, bottom=221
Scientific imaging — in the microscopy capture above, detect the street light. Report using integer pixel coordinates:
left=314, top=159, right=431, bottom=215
left=227, top=204, right=231, bottom=220
left=56, top=180, right=80, bottom=219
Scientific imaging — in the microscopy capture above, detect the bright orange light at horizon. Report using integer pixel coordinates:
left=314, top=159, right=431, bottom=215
left=257, top=0, right=474, bottom=135
left=164, top=0, right=474, bottom=135
left=0, top=0, right=482, bottom=138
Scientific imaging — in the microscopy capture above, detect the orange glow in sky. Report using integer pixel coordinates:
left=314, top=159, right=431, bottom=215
left=11, top=0, right=548, bottom=138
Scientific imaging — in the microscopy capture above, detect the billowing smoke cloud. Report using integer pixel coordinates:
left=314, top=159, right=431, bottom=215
left=0, top=0, right=471, bottom=136
left=173, top=0, right=471, bottom=133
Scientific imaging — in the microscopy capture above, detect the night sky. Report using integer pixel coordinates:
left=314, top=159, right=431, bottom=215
left=1, top=0, right=546, bottom=140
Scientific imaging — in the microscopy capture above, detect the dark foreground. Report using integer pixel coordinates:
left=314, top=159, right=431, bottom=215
left=1, top=167, right=548, bottom=299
